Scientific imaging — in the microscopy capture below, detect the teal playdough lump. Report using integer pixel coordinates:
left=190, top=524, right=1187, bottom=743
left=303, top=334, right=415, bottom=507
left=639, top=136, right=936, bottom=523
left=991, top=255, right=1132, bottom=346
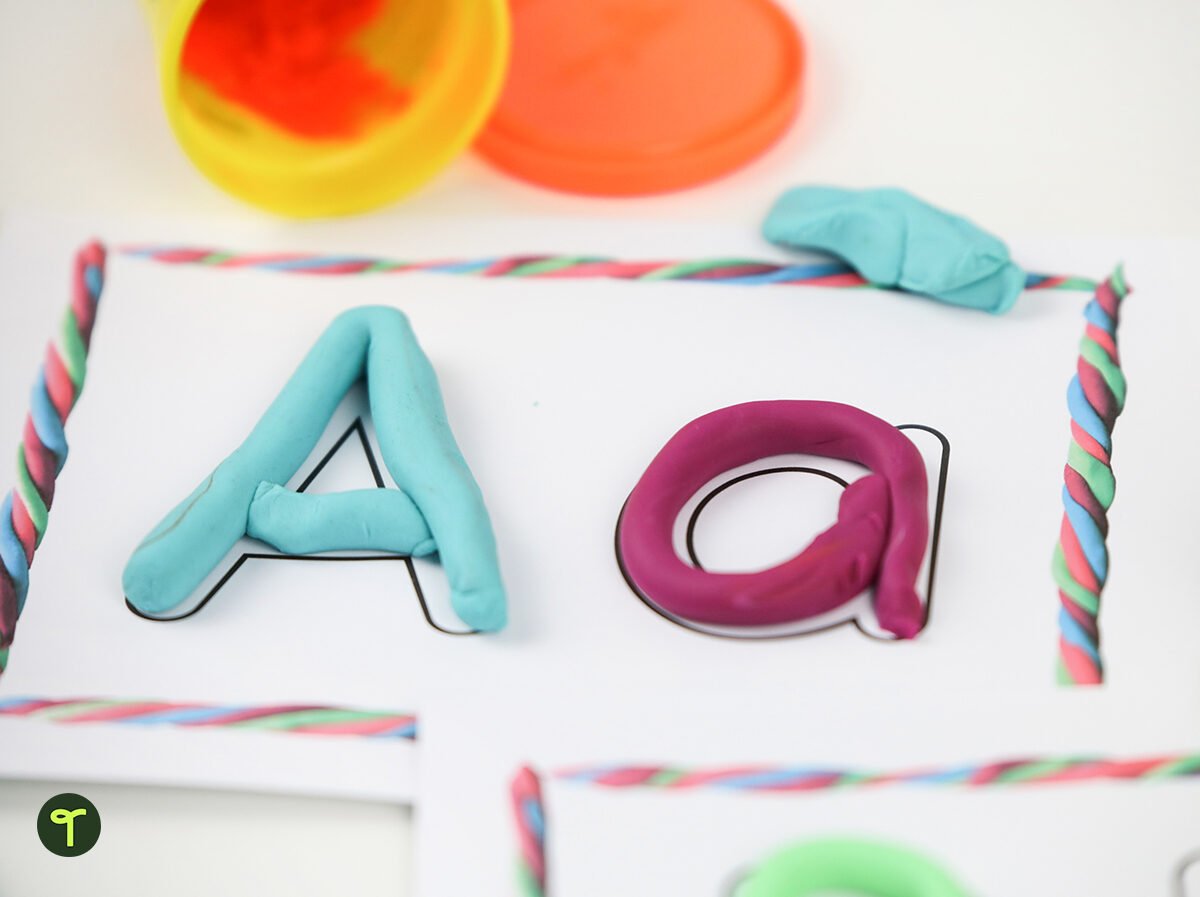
left=763, top=186, right=1026, bottom=313
left=123, top=306, right=506, bottom=632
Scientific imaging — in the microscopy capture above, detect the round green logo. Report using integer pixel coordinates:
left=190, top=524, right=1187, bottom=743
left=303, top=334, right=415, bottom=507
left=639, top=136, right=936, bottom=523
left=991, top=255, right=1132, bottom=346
left=37, top=793, right=100, bottom=857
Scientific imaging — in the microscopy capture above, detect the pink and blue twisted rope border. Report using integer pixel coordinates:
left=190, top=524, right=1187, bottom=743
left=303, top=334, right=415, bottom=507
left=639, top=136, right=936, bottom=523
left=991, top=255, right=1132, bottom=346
left=121, top=245, right=1096, bottom=292
left=0, top=696, right=415, bottom=740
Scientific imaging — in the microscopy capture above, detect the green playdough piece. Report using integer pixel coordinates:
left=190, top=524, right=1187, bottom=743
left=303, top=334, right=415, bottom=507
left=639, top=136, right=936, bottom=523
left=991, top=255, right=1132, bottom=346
left=733, top=838, right=975, bottom=897
left=123, top=306, right=506, bottom=631
left=763, top=186, right=1026, bottom=314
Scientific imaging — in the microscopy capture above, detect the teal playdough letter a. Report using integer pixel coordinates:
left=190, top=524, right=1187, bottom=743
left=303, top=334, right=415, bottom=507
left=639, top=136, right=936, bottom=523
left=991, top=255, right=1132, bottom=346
left=123, top=307, right=507, bottom=632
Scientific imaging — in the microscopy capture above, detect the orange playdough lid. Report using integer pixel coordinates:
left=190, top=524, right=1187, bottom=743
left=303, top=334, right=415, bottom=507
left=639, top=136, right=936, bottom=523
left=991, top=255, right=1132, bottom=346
left=475, top=0, right=804, bottom=196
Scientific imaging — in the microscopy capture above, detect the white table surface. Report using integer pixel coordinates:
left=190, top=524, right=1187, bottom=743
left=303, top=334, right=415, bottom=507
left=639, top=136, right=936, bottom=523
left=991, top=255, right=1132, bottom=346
left=1, top=0, right=1198, bottom=893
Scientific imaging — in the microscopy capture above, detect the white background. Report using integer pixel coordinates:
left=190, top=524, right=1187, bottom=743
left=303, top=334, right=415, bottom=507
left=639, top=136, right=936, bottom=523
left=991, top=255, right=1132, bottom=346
left=1, top=0, right=1199, bottom=895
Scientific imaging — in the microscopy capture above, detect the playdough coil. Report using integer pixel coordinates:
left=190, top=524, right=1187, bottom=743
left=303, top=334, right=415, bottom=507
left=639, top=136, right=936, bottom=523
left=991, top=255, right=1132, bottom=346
left=616, top=401, right=929, bottom=638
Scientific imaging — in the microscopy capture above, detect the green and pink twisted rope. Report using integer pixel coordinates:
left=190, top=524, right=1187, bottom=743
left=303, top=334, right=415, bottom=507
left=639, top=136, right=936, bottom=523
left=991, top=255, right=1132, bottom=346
left=122, top=245, right=1096, bottom=293
left=555, top=753, right=1200, bottom=790
left=514, top=752, right=1200, bottom=893
left=1055, top=268, right=1130, bottom=686
left=0, top=696, right=415, bottom=739
left=0, top=242, right=105, bottom=676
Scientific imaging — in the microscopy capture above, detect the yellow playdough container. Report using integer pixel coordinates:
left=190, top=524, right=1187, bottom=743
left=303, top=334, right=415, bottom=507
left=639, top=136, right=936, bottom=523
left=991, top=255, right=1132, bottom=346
left=140, top=0, right=510, bottom=217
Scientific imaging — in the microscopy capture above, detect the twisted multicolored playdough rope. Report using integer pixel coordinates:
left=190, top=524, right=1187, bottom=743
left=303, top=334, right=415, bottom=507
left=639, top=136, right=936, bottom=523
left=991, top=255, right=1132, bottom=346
left=123, top=246, right=1094, bottom=293
left=1055, top=268, right=1130, bottom=686
left=556, top=752, right=1200, bottom=791
left=512, top=766, right=547, bottom=897
left=0, top=697, right=416, bottom=739
left=0, top=242, right=106, bottom=677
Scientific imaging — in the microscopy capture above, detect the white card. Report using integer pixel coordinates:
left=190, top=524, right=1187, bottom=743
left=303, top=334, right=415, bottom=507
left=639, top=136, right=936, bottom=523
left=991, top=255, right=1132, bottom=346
left=417, top=686, right=1200, bottom=897
left=397, top=234, right=1198, bottom=894
left=1, top=214, right=1195, bottom=809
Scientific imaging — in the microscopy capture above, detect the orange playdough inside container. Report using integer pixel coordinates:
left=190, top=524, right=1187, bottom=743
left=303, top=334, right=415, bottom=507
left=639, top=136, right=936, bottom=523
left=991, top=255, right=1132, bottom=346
left=181, top=0, right=412, bottom=140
